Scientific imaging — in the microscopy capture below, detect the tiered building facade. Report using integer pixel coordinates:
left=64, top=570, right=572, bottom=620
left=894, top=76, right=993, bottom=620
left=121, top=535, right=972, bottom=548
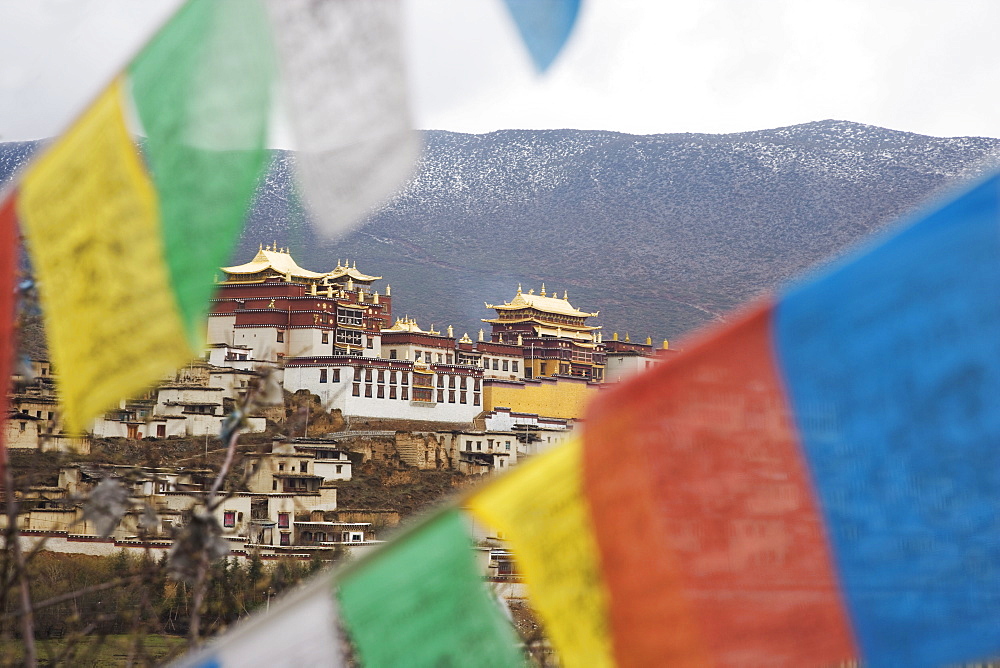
left=207, top=246, right=667, bottom=423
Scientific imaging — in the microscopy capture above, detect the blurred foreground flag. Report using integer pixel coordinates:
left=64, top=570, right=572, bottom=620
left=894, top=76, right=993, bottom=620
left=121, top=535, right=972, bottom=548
left=9, top=0, right=417, bottom=432
left=501, top=0, right=582, bottom=72
left=583, top=172, right=1000, bottom=667
left=174, top=575, right=345, bottom=668
left=336, top=509, right=523, bottom=667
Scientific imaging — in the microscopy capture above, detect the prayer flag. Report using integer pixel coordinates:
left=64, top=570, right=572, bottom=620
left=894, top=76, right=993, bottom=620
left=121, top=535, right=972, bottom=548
left=467, top=439, right=616, bottom=668
left=174, top=574, right=345, bottom=668
left=502, top=0, right=581, bottom=72
left=336, top=509, right=524, bottom=667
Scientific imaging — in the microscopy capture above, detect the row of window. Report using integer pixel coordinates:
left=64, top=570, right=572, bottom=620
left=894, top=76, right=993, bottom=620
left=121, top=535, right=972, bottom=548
left=223, top=510, right=290, bottom=529
left=350, top=383, right=481, bottom=406
left=465, top=439, right=513, bottom=452
left=482, top=357, right=518, bottom=372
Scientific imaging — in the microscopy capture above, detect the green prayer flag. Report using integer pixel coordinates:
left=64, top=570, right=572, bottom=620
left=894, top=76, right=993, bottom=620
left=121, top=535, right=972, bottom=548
left=337, top=509, right=524, bottom=667
left=129, top=0, right=273, bottom=344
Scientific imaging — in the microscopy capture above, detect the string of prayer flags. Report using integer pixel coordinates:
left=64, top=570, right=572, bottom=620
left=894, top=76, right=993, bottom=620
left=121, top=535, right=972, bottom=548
left=501, top=0, right=582, bottom=72
left=9, top=0, right=421, bottom=431
left=582, top=171, right=1000, bottom=667
left=336, top=509, right=524, bottom=667
left=14, top=0, right=272, bottom=432
left=264, top=0, right=420, bottom=239
left=175, top=574, right=345, bottom=668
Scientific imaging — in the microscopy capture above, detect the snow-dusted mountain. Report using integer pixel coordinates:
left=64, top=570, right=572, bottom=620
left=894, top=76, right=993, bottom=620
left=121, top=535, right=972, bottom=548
left=4, top=120, right=999, bottom=342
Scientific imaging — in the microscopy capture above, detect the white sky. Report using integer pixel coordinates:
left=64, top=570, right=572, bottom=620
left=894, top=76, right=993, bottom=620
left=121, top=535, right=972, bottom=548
left=1, top=0, right=1000, bottom=141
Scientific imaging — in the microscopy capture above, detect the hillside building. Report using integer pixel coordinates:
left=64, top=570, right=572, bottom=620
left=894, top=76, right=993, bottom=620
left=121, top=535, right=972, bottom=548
left=483, top=285, right=605, bottom=382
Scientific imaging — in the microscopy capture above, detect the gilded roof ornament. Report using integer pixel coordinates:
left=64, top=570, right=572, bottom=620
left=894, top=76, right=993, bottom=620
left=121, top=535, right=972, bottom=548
left=540, top=283, right=546, bottom=297
left=478, top=328, right=485, bottom=342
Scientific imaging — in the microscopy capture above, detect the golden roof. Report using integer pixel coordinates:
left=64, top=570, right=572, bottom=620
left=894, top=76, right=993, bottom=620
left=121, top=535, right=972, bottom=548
left=382, top=317, right=427, bottom=333
left=223, top=248, right=327, bottom=279
left=328, top=259, right=382, bottom=283
left=481, top=316, right=601, bottom=331
left=222, top=247, right=381, bottom=282
left=485, top=285, right=597, bottom=318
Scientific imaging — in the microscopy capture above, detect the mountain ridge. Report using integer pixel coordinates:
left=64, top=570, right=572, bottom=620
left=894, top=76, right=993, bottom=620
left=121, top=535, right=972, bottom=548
left=3, top=120, right=999, bottom=343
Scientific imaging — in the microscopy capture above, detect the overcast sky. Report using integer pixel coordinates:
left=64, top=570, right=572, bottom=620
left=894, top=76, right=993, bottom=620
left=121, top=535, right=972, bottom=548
left=2, top=0, right=1000, bottom=141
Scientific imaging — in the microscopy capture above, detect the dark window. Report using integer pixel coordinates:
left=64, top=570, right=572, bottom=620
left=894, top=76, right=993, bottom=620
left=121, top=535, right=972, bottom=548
left=366, top=336, right=373, bottom=349
left=390, top=371, right=397, bottom=384
left=449, top=390, right=455, bottom=403
left=401, top=387, right=409, bottom=400
left=332, top=369, right=340, bottom=382
left=461, top=392, right=467, bottom=404
left=512, top=361, right=519, bottom=372
left=365, top=368, right=373, bottom=382
left=335, top=465, right=343, bottom=474
left=352, top=383, right=360, bottom=396
left=474, top=393, right=481, bottom=406
left=280, top=532, right=290, bottom=546
left=223, top=511, right=235, bottom=528
left=493, top=359, right=499, bottom=370
left=474, top=378, right=481, bottom=391
left=377, top=370, right=384, bottom=383
left=503, top=360, right=509, bottom=371
left=301, top=461, right=307, bottom=473
left=278, top=513, right=289, bottom=528
left=449, top=375, right=456, bottom=388
left=401, top=372, right=409, bottom=385
left=272, top=480, right=277, bottom=491
left=277, top=330, right=284, bottom=342
left=377, top=385, right=385, bottom=398
left=320, top=369, right=328, bottom=383
left=460, top=376, right=467, bottom=389
left=321, top=332, right=329, bottom=344
left=365, top=384, right=372, bottom=397
left=389, top=349, right=397, bottom=359
left=437, top=390, right=445, bottom=403
left=390, top=386, right=397, bottom=399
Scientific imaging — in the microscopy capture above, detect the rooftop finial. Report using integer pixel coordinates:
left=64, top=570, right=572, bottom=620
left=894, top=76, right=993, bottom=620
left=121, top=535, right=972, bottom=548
left=259, top=242, right=263, bottom=251
left=353, top=260, right=357, bottom=269
left=663, top=339, right=669, bottom=350
left=517, top=332, right=523, bottom=346
left=447, top=325, right=454, bottom=338
left=625, top=332, right=631, bottom=342
left=540, top=283, right=546, bottom=297
left=386, top=284, right=391, bottom=296
left=613, top=332, right=619, bottom=341
left=563, top=290, right=568, bottom=300
left=478, top=328, right=485, bottom=342
left=645, top=336, right=652, bottom=345
left=517, top=283, right=522, bottom=294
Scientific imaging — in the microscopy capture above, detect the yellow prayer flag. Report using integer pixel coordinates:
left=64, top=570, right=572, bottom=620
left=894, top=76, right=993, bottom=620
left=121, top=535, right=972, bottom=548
left=467, top=439, right=616, bottom=668
left=19, top=79, right=192, bottom=432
